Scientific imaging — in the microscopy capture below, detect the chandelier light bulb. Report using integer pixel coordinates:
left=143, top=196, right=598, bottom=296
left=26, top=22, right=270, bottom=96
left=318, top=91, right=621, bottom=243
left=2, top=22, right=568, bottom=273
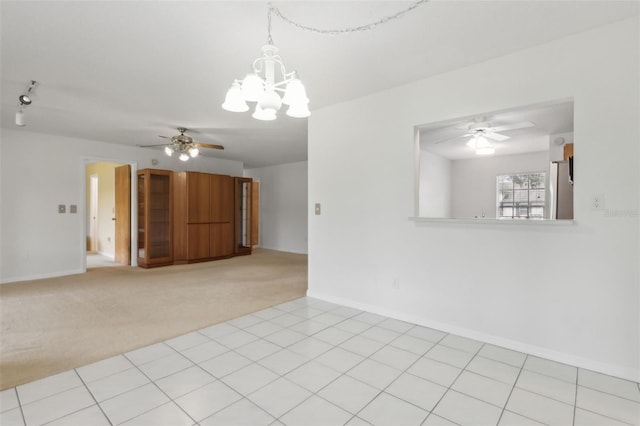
left=164, top=146, right=173, bottom=156
left=179, top=153, right=189, bottom=161
left=241, top=73, right=265, bottom=102
left=258, top=89, right=282, bottom=115
left=222, top=82, right=249, bottom=112
left=252, top=104, right=276, bottom=121
left=286, top=102, right=311, bottom=118
left=189, top=147, right=199, bottom=158
left=282, top=78, right=308, bottom=106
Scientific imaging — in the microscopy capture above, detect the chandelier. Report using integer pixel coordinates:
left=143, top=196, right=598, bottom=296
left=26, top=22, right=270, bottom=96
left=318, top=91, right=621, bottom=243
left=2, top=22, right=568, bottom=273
left=222, top=5, right=310, bottom=120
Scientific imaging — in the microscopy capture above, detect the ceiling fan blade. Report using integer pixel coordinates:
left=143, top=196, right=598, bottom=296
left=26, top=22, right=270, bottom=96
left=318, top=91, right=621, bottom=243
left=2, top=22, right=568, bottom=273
left=490, top=121, right=535, bottom=132
left=159, top=135, right=170, bottom=139
left=194, top=143, right=224, bottom=150
left=137, top=144, right=168, bottom=148
left=484, top=132, right=510, bottom=141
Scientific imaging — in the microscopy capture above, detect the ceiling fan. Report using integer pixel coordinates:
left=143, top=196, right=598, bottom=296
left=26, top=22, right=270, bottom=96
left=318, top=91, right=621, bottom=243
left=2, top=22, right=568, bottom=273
left=139, top=127, right=224, bottom=161
left=457, top=118, right=535, bottom=142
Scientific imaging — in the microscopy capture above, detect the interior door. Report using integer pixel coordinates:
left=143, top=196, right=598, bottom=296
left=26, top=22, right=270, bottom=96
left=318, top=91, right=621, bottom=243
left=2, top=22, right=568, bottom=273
left=114, top=165, right=131, bottom=265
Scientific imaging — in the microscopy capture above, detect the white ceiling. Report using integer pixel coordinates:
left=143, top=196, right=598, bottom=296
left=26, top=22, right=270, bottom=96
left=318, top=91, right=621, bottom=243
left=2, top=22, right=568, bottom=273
left=419, top=99, right=574, bottom=160
left=1, top=1, right=637, bottom=168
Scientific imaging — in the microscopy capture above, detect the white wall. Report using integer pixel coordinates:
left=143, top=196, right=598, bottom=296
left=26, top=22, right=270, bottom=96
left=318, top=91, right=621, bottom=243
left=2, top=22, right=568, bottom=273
left=308, top=18, right=639, bottom=381
left=0, top=129, right=243, bottom=283
left=451, top=151, right=548, bottom=219
left=419, top=150, right=452, bottom=217
left=549, top=131, right=574, bottom=162
left=244, top=161, right=308, bottom=254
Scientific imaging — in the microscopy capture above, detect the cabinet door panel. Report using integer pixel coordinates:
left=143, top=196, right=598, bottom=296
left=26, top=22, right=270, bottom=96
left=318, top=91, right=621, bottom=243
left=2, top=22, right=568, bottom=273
left=210, top=223, right=233, bottom=257
left=187, top=224, right=210, bottom=259
left=187, top=172, right=210, bottom=223
left=210, top=175, right=234, bottom=222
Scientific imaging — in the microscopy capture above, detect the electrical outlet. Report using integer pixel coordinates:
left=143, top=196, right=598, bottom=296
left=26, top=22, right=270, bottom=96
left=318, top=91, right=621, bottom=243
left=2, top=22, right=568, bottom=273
left=592, top=194, right=604, bottom=210
left=58, top=204, right=66, bottom=214
left=70, top=204, right=77, bottom=213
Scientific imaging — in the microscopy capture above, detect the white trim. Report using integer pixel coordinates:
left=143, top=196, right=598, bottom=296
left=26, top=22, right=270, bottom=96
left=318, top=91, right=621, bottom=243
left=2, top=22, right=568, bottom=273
left=82, top=157, right=138, bottom=271
left=1, top=269, right=85, bottom=284
left=409, top=217, right=575, bottom=226
left=306, top=289, right=640, bottom=383
left=97, top=251, right=115, bottom=260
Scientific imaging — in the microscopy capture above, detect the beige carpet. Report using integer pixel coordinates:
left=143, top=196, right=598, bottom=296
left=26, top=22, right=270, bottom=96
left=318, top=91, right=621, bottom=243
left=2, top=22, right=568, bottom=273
left=0, top=249, right=307, bottom=390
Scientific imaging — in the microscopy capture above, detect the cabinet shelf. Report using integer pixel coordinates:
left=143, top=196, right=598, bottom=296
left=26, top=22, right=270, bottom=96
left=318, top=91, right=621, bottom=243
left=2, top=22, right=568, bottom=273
left=137, top=169, right=172, bottom=268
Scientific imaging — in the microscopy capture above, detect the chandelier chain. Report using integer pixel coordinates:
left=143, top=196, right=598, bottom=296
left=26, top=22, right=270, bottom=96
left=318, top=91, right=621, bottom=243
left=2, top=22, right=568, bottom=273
left=267, top=3, right=274, bottom=44
left=268, top=0, right=429, bottom=36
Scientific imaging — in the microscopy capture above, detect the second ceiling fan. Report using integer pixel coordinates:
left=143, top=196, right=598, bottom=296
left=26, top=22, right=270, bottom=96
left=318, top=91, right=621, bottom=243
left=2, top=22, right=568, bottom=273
left=141, top=127, right=224, bottom=161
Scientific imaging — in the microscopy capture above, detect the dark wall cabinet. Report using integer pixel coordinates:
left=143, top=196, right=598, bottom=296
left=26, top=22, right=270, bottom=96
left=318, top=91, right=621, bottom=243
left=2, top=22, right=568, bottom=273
left=173, top=172, right=239, bottom=264
left=138, top=169, right=254, bottom=268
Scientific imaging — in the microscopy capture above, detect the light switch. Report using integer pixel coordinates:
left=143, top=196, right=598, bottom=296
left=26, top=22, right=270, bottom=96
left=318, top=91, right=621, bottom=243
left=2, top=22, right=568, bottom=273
left=58, top=204, right=66, bottom=214
left=315, top=203, right=321, bottom=215
left=70, top=204, right=77, bottom=214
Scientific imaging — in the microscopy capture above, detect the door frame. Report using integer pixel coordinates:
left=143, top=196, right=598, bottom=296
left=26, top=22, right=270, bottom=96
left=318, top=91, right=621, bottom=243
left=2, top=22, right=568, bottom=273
left=88, top=174, right=99, bottom=253
left=82, top=157, right=138, bottom=271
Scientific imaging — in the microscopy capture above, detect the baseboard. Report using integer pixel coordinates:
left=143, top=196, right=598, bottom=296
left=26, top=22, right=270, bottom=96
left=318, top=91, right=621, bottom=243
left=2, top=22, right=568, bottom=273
left=1, top=269, right=85, bottom=284
left=306, top=289, right=640, bottom=383
left=97, top=251, right=115, bottom=260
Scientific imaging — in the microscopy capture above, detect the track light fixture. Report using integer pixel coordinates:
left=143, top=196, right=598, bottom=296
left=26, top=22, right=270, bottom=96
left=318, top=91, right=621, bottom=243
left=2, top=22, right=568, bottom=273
left=16, top=80, right=38, bottom=127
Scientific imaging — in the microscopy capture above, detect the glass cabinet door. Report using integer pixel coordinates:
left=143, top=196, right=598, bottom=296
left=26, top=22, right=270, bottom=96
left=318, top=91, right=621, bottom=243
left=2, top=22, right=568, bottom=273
left=148, top=173, right=170, bottom=259
left=137, top=169, right=172, bottom=267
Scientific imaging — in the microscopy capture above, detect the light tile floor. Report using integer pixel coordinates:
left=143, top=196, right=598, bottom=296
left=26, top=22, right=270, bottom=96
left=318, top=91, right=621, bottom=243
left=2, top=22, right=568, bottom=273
left=1, top=297, right=639, bottom=426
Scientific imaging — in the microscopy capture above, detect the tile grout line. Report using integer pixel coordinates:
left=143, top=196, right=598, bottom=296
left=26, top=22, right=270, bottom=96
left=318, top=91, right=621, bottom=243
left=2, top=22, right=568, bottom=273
left=120, top=349, right=201, bottom=426
left=572, top=368, right=579, bottom=426
left=13, top=387, right=27, bottom=426
left=70, top=369, right=113, bottom=426
left=226, top=303, right=382, bottom=423
left=422, top=341, right=487, bottom=425
left=347, top=327, right=451, bottom=423
left=495, top=353, right=527, bottom=426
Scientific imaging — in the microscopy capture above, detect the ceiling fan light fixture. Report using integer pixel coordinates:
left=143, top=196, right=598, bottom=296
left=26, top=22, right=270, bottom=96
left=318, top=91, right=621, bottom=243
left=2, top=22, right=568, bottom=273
left=189, top=147, right=199, bottom=158
left=164, top=146, right=173, bottom=156
left=179, top=153, right=189, bottom=161
left=476, top=147, right=495, bottom=155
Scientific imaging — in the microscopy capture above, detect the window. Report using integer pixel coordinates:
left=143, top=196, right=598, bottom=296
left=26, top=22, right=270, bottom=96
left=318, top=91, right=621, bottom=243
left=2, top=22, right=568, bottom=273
left=497, top=172, right=545, bottom=219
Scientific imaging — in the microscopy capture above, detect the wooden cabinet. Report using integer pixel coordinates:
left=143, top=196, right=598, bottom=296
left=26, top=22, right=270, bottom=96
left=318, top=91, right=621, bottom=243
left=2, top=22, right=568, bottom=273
left=563, top=143, right=574, bottom=160
left=137, top=169, right=172, bottom=268
left=173, top=172, right=235, bottom=263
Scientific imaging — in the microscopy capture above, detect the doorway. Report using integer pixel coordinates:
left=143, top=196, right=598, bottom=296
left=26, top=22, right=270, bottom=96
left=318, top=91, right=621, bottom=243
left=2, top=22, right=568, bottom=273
left=85, top=161, right=134, bottom=269
left=88, top=175, right=98, bottom=253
